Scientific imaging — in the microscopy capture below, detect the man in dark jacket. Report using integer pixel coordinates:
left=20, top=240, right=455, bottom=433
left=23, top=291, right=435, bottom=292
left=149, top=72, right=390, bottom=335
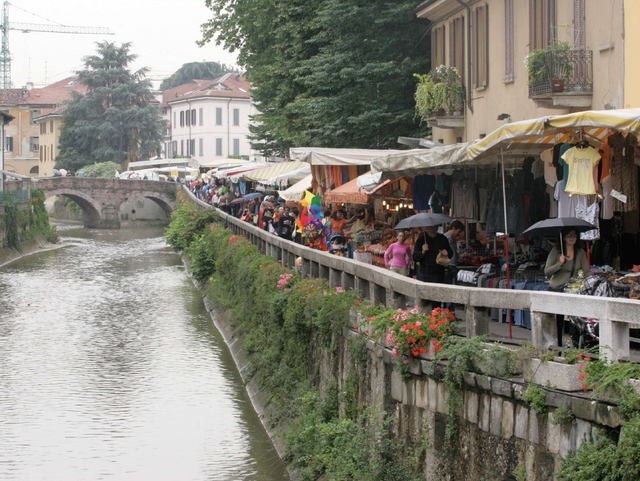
left=412, top=226, right=453, bottom=283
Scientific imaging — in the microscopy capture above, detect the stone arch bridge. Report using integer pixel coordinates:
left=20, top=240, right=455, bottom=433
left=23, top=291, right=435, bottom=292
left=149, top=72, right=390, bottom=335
left=34, top=177, right=179, bottom=228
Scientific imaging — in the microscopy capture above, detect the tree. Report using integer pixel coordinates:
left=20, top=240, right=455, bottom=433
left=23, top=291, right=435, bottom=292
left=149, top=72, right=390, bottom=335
left=56, top=42, right=165, bottom=172
left=159, top=61, right=234, bottom=90
left=199, top=0, right=430, bottom=155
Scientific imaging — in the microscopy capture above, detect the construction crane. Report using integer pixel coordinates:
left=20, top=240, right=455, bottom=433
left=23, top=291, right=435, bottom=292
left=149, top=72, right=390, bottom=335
left=0, top=1, right=114, bottom=88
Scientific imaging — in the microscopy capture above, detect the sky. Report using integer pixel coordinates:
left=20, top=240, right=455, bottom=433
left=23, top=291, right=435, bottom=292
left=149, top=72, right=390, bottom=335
left=6, top=0, right=239, bottom=89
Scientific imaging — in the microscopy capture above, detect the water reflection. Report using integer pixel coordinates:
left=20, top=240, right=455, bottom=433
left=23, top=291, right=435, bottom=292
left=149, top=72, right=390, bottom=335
left=0, top=226, right=289, bottom=480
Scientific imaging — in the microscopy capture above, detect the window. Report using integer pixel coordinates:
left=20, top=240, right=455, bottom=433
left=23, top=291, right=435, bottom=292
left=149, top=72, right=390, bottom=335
left=431, top=25, right=446, bottom=68
left=573, top=0, right=585, bottom=49
left=199, top=138, right=203, bottom=156
left=191, top=109, right=196, bottom=126
left=173, top=112, right=176, bottom=129
left=190, top=139, right=195, bottom=156
left=30, top=110, right=41, bottom=125
left=215, top=138, right=222, bottom=156
left=5, top=136, right=12, bottom=152
left=216, top=107, right=222, bottom=125
left=199, top=108, right=203, bottom=126
left=472, top=3, right=489, bottom=89
left=180, top=140, right=184, bottom=156
left=233, top=139, right=240, bottom=156
left=233, top=108, right=240, bottom=126
left=449, top=16, right=465, bottom=85
left=186, top=139, right=190, bottom=156
left=185, top=110, right=190, bottom=126
left=30, top=165, right=39, bottom=174
left=180, top=111, right=185, bottom=127
left=30, top=136, right=39, bottom=152
left=40, top=122, right=45, bottom=135
left=51, top=143, right=54, bottom=161
left=504, top=0, right=514, bottom=82
left=50, top=120, right=54, bottom=133
left=529, top=0, right=555, bottom=51
left=39, top=145, right=43, bottom=161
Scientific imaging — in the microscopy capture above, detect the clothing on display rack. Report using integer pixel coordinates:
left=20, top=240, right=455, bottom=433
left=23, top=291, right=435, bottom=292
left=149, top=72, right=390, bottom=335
left=485, top=178, right=526, bottom=240
left=561, top=145, right=601, bottom=195
left=450, top=176, right=478, bottom=219
left=609, top=132, right=638, bottom=212
left=413, top=174, right=436, bottom=212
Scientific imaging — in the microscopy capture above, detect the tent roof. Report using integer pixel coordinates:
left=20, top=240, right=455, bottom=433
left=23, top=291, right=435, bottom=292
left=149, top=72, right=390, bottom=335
left=199, top=158, right=251, bottom=168
left=289, top=147, right=406, bottom=166
left=323, top=171, right=407, bottom=204
left=278, top=174, right=313, bottom=202
left=243, top=161, right=309, bottom=182
left=261, top=164, right=311, bottom=186
left=370, top=143, right=471, bottom=178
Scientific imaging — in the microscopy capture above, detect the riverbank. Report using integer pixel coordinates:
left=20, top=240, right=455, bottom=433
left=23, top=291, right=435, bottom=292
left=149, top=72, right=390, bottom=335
left=0, top=235, right=62, bottom=269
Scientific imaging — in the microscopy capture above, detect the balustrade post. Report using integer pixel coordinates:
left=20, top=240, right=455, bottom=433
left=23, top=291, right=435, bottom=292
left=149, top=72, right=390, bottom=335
left=391, top=290, right=406, bottom=310
left=355, top=277, right=370, bottom=300
left=329, top=268, right=342, bottom=287
left=599, top=320, right=630, bottom=363
left=371, top=283, right=386, bottom=306
left=342, top=272, right=355, bottom=292
left=531, top=311, right=556, bottom=352
left=465, top=305, right=490, bottom=338
left=301, top=258, right=311, bottom=278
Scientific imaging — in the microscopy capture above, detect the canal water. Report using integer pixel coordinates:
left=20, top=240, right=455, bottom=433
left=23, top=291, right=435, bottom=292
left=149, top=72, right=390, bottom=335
left=0, top=225, right=289, bottom=481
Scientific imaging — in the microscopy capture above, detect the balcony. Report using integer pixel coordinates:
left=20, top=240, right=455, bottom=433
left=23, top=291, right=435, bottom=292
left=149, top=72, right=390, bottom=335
left=528, top=49, right=593, bottom=109
left=425, top=108, right=465, bottom=129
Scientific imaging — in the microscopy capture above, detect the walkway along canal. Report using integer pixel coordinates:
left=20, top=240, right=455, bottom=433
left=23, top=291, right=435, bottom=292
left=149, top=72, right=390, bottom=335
left=0, top=225, right=289, bottom=481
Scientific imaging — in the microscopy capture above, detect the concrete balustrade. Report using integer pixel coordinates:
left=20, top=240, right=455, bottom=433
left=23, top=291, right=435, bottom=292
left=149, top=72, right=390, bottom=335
left=186, top=187, right=640, bottom=362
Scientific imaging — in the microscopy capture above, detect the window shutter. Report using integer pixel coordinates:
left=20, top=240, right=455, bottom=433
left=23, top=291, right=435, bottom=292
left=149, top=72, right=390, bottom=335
left=472, top=8, right=477, bottom=88
left=483, top=3, right=489, bottom=87
left=529, top=0, right=535, bottom=51
left=574, top=0, right=585, bottom=49
left=505, top=0, right=514, bottom=82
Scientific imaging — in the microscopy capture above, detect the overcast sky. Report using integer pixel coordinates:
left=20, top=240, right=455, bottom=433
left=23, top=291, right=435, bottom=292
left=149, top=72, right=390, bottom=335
left=7, top=0, right=238, bottom=89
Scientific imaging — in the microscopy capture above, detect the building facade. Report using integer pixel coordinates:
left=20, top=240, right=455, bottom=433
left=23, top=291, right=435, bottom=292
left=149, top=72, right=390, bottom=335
left=0, top=77, right=85, bottom=177
left=162, top=74, right=262, bottom=164
left=415, top=0, right=626, bottom=145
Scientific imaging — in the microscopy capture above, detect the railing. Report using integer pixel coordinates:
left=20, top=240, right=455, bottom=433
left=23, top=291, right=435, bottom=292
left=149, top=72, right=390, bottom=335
left=0, top=189, right=29, bottom=204
left=529, top=49, right=593, bottom=97
left=184, top=187, right=639, bottom=363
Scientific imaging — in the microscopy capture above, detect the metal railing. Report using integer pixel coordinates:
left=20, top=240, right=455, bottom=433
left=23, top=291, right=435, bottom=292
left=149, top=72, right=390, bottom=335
left=0, top=189, right=29, bottom=204
left=184, top=187, right=639, bottom=363
left=529, top=49, right=593, bottom=97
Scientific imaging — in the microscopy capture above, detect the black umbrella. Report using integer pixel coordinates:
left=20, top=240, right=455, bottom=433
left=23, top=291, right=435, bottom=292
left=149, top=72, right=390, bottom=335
left=393, top=213, right=453, bottom=230
left=521, top=217, right=596, bottom=255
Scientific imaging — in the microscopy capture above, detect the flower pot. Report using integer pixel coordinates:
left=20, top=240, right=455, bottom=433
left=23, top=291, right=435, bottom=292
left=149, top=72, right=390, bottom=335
left=437, top=108, right=446, bottom=116
left=523, top=358, right=583, bottom=392
left=552, top=79, right=565, bottom=92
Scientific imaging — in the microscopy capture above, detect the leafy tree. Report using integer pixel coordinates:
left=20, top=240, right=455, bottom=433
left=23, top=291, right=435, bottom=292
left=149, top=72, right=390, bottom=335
left=56, top=42, right=165, bottom=172
left=80, top=161, right=122, bottom=178
left=159, top=61, right=234, bottom=90
left=199, top=0, right=430, bottom=156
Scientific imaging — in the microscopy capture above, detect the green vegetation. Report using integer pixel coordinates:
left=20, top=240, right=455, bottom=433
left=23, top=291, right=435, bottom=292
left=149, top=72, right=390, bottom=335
left=0, top=189, right=58, bottom=250
left=522, top=384, right=548, bottom=415
left=199, top=0, right=430, bottom=156
left=57, top=42, right=165, bottom=171
left=159, top=61, right=235, bottom=90
left=80, top=161, right=122, bottom=178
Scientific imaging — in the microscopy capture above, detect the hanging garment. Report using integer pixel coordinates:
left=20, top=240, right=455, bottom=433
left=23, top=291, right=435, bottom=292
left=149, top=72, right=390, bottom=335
left=561, top=146, right=601, bottom=195
left=528, top=176, right=549, bottom=225
left=485, top=185, right=526, bottom=240
left=601, top=175, right=614, bottom=220
left=450, top=178, right=478, bottom=219
left=542, top=148, right=557, bottom=187
left=547, top=184, right=558, bottom=218
left=575, top=200, right=600, bottom=241
left=609, top=132, right=639, bottom=212
left=600, top=142, right=612, bottom=181
left=557, top=143, right=573, bottom=190
left=413, top=174, right=436, bottom=212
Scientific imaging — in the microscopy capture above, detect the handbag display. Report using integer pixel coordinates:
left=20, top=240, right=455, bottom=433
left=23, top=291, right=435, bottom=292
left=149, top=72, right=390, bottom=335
left=436, top=252, right=450, bottom=266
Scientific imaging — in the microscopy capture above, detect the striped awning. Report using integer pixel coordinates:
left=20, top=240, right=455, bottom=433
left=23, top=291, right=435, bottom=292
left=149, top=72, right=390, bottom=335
left=242, top=161, right=309, bottom=182
left=466, top=108, right=640, bottom=161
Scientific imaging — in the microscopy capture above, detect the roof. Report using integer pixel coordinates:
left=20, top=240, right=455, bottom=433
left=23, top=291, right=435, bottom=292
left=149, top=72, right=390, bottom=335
left=289, top=147, right=407, bottom=166
left=164, top=73, right=251, bottom=105
left=0, top=77, right=86, bottom=107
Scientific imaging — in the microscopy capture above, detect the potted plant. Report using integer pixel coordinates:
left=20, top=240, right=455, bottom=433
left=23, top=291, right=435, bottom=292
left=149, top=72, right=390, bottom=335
left=526, top=41, right=574, bottom=92
left=526, top=48, right=549, bottom=86
left=413, top=65, right=464, bottom=119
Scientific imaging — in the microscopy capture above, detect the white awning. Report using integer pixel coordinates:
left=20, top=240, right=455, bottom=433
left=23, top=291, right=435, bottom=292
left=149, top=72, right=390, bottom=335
left=243, top=161, right=309, bottom=182
left=278, top=174, right=313, bottom=202
left=289, top=147, right=406, bottom=166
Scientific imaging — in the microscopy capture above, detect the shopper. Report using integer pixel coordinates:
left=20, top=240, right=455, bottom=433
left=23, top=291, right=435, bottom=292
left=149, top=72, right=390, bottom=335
left=384, top=230, right=412, bottom=276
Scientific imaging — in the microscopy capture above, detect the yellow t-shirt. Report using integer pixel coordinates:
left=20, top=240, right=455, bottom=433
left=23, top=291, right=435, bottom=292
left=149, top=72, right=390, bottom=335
left=561, top=146, right=601, bottom=195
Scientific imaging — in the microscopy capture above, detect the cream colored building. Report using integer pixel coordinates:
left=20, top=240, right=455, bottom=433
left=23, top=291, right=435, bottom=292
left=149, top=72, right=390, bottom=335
left=415, top=0, right=625, bottom=144
left=623, top=0, right=640, bottom=109
left=34, top=105, right=65, bottom=178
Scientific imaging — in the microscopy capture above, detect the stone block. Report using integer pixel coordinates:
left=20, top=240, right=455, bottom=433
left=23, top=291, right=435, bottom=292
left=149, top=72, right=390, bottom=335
left=465, top=391, right=479, bottom=424
left=546, top=418, right=562, bottom=454
left=575, top=419, right=592, bottom=450
left=421, top=360, right=435, bottom=376
left=513, top=383, right=526, bottom=401
left=428, top=378, right=438, bottom=413
left=408, top=358, right=422, bottom=376
left=479, top=393, right=491, bottom=432
left=436, top=382, right=449, bottom=414
left=390, top=367, right=403, bottom=402
left=502, top=400, right=515, bottom=439
left=403, top=378, right=416, bottom=406
left=560, top=422, right=575, bottom=458
left=596, top=403, right=621, bottom=428
left=463, top=371, right=477, bottom=388
left=523, top=358, right=583, bottom=392
left=528, top=410, right=541, bottom=444
left=571, top=397, right=597, bottom=423
left=415, top=379, right=428, bottom=409
left=490, top=395, right=504, bottom=436
left=491, top=378, right=513, bottom=398
left=546, top=390, right=571, bottom=408
left=514, top=404, right=529, bottom=439
left=476, top=374, right=491, bottom=392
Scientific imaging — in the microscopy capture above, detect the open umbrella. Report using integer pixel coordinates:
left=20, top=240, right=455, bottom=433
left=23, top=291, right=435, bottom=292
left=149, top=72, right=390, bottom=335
left=521, top=217, right=596, bottom=255
left=230, top=192, right=264, bottom=205
left=393, top=213, right=453, bottom=230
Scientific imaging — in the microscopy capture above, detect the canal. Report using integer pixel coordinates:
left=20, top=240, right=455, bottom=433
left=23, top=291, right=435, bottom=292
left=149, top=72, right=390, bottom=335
left=0, top=225, right=289, bottom=481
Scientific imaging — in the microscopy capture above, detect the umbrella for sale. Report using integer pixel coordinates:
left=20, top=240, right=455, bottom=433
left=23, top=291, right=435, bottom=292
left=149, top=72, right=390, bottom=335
left=393, top=213, right=453, bottom=230
left=229, top=192, right=264, bottom=204
left=521, top=217, right=596, bottom=255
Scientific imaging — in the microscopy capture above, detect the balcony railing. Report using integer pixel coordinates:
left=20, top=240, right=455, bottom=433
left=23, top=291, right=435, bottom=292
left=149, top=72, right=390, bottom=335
left=529, top=49, right=593, bottom=98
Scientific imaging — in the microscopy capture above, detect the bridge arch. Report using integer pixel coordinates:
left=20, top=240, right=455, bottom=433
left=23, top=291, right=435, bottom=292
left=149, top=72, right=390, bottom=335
left=42, top=189, right=105, bottom=228
left=117, top=192, right=174, bottom=221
